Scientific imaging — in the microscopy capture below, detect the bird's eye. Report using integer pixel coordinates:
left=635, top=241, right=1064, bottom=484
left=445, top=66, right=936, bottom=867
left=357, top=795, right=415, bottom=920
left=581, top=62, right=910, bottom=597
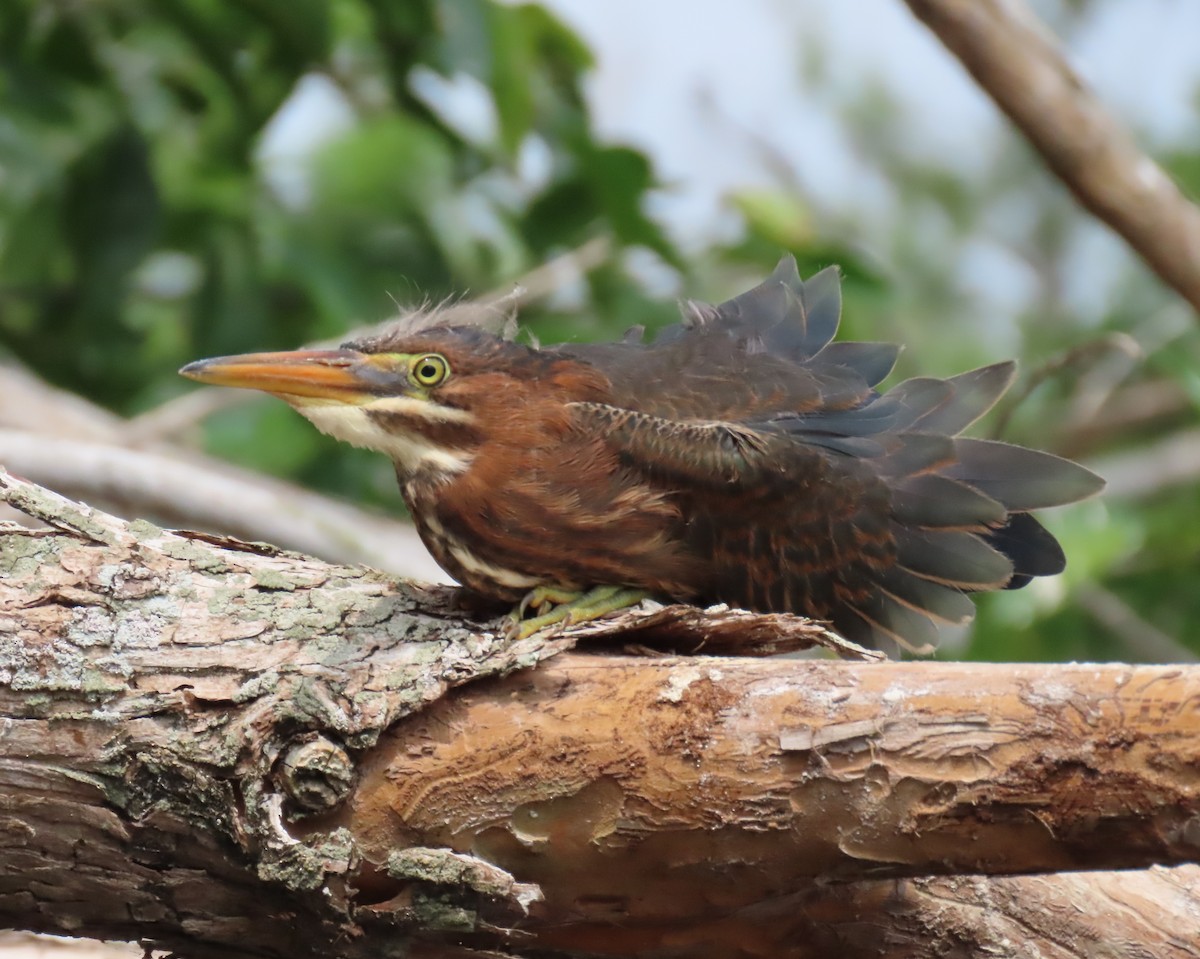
left=410, top=353, right=450, bottom=387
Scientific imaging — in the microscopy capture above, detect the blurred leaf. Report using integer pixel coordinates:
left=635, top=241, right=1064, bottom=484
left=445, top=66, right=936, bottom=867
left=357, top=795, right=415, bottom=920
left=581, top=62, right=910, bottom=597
left=1163, top=148, right=1200, bottom=201
left=313, top=114, right=456, bottom=216
left=523, top=178, right=598, bottom=249
left=589, top=146, right=675, bottom=261
left=486, top=4, right=536, bottom=156
left=205, top=397, right=324, bottom=476
left=65, top=125, right=161, bottom=318
left=731, top=190, right=815, bottom=249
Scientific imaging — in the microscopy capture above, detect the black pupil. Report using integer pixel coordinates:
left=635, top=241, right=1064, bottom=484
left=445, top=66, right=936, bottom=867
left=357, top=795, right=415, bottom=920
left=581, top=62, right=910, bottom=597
left=419, top=361, right=438, bottom=380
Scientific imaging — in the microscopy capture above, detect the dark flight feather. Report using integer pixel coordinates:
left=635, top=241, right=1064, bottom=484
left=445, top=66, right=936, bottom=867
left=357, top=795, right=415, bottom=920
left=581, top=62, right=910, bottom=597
left=560, top=256, right=1104, bottom=650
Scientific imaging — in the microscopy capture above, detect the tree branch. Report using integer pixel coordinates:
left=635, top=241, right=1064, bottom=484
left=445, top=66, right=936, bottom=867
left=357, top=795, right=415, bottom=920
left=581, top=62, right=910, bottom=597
left=0, top=428, right=445, bottom=580
left=1088, top=425, right=1200, bottom=499
left=350, top=654, right=1200, bottom=890
left=2, top=473, right=1199, bottom=958
left=904, top=0, right=1200, bottom=315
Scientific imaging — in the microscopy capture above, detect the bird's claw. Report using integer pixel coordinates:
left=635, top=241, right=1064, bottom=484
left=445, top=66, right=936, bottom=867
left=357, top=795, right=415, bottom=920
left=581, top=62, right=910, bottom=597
left=505, top=585, right=651, bottom=641
left=515, top=586, right=581, bottom=622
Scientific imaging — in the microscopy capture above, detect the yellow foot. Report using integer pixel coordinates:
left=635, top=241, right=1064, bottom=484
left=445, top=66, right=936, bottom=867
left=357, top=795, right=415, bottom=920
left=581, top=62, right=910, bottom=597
left=507, top=585, right=651, bottom=640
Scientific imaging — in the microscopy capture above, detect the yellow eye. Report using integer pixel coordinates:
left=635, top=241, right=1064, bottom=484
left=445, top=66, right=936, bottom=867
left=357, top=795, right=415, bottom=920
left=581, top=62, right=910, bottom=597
left=410, top=353, right=450, bottom=387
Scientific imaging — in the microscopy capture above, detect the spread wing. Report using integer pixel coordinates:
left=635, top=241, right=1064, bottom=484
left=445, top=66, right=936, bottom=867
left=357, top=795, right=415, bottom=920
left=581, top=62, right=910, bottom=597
left=567, top=258, right=1104, bottom=652
left=556, top=257, right=897, bottom=421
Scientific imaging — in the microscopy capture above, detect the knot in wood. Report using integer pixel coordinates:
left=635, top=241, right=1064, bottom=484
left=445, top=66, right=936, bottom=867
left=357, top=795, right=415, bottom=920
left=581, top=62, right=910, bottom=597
left=279, top=735, right=355, bottom=812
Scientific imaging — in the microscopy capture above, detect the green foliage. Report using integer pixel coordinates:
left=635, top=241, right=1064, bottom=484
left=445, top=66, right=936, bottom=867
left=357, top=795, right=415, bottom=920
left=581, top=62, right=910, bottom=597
left=0, top=0, right=674, bottom=415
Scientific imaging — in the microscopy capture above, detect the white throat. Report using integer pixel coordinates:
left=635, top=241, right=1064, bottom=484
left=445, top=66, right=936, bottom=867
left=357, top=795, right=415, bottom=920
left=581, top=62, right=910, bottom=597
left=291, top=399, right=475, bottom=477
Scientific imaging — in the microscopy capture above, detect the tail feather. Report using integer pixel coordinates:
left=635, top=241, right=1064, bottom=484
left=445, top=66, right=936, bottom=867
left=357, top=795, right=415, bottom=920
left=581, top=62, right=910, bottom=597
left=875, top=566, right=977, bottom=625
left=984, top=512, right=1067, bottom=584
left=877, top=433, right=957, bottom=479
left=948, top=439, right=1106, bottom=510
left=894, top=526, right=1014, bottom=589
left=882, top=377, right=958, bottom=430
left=848, top=590, right=941, bottom=654
left=914, top=362, right=1016, bottom=434
left=890, top=474, right=1007, bottom=528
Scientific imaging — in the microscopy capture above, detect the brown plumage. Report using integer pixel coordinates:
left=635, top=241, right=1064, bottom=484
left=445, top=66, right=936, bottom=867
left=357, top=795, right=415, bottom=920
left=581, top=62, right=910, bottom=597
left=181, top=257, right=1104, bottom=652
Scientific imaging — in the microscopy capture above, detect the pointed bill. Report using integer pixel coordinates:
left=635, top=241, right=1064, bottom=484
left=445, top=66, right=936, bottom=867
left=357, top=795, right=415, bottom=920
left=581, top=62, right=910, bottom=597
left=180, top=350, right=378, bottom=402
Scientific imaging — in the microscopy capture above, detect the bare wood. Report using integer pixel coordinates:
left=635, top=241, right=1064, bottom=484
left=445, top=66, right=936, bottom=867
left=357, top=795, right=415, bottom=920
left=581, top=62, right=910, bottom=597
left=344, top=655, right=1200, bottom=932
left=758, top=868, right=1200, bottom=959
left=904, top=0, right=1200, bottom=315
left=3, top=473, right=1200, bottom=957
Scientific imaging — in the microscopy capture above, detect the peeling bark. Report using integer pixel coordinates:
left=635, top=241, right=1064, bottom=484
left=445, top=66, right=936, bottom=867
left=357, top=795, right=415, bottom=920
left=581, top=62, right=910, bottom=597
left=341, top=655, right=1200, bottom=955
left=349, top=656, right=1200, bottom=883
left=2, top=472, right=1199, bottom=958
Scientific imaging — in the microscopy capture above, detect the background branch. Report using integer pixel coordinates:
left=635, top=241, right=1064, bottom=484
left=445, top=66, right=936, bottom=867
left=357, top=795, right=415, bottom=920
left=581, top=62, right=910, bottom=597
left=0, top=363, right=443, bottom=580
left=0, top=429, right=444, bottom=580
left=904, top=0, right=1200, bottom=315
left=1088, top=426, right=1200, bottom=499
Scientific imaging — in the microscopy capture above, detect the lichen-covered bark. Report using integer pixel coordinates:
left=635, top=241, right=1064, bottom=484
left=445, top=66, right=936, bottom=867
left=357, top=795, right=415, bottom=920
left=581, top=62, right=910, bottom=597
left=3, top=472, right=1200, bottom=959
left=0, top=473, right=579, bottom=957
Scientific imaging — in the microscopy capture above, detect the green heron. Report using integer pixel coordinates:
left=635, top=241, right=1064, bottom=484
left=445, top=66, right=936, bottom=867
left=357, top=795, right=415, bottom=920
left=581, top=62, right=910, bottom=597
left=181, top=257, right=1103, bottom=652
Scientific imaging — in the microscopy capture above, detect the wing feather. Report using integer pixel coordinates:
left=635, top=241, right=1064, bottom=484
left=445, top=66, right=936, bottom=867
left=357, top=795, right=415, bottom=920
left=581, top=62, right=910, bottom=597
left=569, top=401, right=776, bottom=488
left=559, top=258, right=1102, bottom=653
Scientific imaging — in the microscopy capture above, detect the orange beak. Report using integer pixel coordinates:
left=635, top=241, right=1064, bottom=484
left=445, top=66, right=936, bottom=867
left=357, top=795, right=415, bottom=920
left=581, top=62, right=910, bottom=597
left=179, top=349, right=387, bottom=402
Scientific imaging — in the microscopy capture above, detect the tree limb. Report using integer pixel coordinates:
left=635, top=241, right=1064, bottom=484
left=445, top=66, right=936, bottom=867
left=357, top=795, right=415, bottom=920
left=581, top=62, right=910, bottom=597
left=1088, top=425, right=1200, bottom=499
left=2, top=473, right=1199, bottom=958
left=904, top=0, right=1200, bottom=315
left=0, top=428, right=446, bottom=581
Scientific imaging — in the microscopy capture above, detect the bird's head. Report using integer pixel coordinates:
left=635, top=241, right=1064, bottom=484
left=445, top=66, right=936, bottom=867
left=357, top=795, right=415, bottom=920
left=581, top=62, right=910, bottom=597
left=181, top=326, right=606, bottom=478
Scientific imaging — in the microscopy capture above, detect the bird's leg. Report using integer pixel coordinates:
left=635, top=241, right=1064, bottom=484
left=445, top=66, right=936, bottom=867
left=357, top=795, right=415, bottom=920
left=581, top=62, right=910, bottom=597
left=508, top=585, right=650, bottom=640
